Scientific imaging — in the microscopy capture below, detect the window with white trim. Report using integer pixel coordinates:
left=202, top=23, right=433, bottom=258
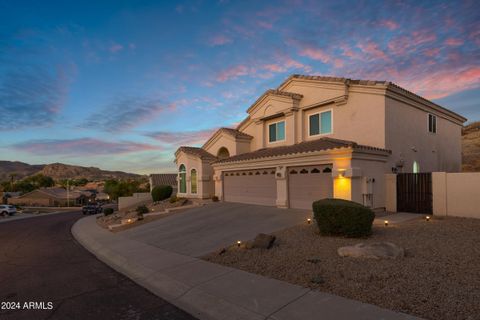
left=268, top=121, right=285, bottom=142
left=309, top=110, right=332, bottom=136
left=428, top=114, right=437, bottom=133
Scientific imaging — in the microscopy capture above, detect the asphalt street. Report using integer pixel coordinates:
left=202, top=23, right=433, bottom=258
left=0, top=211, right=197, bottom=320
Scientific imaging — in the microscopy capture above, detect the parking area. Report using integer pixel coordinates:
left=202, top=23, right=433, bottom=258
left=120, top=202, right=309, bottom=257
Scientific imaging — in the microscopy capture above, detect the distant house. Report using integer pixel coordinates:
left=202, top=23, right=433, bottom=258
left=8, top=188, right=94, bottom=207
left=149, top=174, right=177, bottom=194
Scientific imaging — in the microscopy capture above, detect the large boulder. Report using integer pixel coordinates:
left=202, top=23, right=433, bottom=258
left=338, top=242, right=404, bottom=259
left=251, top=233, right=276, bottom=249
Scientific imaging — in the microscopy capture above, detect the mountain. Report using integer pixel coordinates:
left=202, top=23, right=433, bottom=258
left=0, top=161, right=143, bottom=182
left=462, top=121, right=480, bottom=172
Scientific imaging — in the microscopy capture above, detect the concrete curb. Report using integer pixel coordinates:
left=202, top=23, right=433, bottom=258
left=72, top=216, right=421, bottom=320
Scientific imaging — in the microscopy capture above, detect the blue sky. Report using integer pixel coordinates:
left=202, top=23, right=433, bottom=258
left=0, top=0, right=479, bottom=174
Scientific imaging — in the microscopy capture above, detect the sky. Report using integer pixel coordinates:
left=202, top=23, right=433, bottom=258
left=0, top=0, right=479, bottom=174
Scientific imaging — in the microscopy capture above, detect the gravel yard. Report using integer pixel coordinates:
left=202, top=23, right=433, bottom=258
left=203, top=217, right=480, bottom=320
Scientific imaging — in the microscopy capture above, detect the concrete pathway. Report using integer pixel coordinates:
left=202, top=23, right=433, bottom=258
left=73, top=214, right=420, bottom=320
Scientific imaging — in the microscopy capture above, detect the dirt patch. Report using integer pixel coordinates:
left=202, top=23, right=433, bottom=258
left=96, top=198, right=190, bottom=229
left=203, top=217, right=480, bottom=320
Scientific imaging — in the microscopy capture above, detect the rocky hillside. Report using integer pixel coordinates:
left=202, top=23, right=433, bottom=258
left=0, top=161, right=142, bottom=182
left=462, top=121, right=480, bottom=172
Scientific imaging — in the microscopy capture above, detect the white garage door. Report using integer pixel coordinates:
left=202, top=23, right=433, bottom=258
left=224, top=169, right=277, bottom=206
left=288, top=165, right=333, bottom=210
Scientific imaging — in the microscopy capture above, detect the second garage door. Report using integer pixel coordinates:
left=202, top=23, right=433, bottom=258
left=224, top=169, right=277, bottom=206
left=288, top=165, right=333, bottom=210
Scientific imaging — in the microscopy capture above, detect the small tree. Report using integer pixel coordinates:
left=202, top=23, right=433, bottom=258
left=151, top=185, right=173, bottom=202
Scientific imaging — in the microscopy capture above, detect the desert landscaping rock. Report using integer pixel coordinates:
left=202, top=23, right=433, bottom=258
left=251, top=233, right=276, bottom=249
left=204, top=217, right=480, bottom=320
left=338, top=242, right=405, bottom=259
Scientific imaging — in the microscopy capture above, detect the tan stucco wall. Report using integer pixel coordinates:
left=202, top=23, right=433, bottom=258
left=384, top=174, right=397, bottom=212
left=176, top=152, right=214, bottom=199
left=432, top=172, right=480, bottom=219
left=203, top=132, right=251, bottom=157
left=118, top=192, right=151, bottom=211
left=385, top=97, right=462, bottom=173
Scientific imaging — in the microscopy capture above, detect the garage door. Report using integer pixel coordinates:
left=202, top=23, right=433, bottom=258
left=288, top=165, right=333, bottom=209
left=224, top=169, right=277, bottom=206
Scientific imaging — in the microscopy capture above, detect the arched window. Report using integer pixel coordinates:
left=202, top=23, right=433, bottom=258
left=217, top=147, right=230, bottom=159
left=190, top=169, right=197, bottom=194
left=179, top=164, right=186, bottom=193
left=413, top=161, right=420, bottom=174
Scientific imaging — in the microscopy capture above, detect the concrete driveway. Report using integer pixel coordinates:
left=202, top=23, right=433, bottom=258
left=120, top=202, right=310, bottom=257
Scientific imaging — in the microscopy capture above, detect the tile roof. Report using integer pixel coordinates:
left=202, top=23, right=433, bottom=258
left=247, top=89, right=304, bottom=113
left=149, top=173, right=177, bottom=187
left=176, top=146, right=217, bottom=161
left=213, top=137, right=390, bottom=164
left=218, top=127, right=253, bottom=139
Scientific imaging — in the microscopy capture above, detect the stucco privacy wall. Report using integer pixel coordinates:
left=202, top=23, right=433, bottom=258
left=385, top=97, right=462, bottom=173
left=118, top=193, right=151, bottom=211
left=432, top=172, right=480, bottom=219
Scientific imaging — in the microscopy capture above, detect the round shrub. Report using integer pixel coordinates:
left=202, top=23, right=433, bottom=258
left=151, top=185, right=173, bottom=202
left=312, top=198, right=374, bottom=238
left=103, top=208, right=114, bottom=216
left=136, top=205, right=149, bottom=215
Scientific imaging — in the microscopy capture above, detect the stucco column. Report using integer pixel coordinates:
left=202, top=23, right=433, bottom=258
left=432, top=172, right=447, bottom=217
left=385, top=174, right=397, bottom=212
left=275, top=166, right=288, bottom=208
left=284, top=110, right=297, bottom=145
left=213, top=171, right=223, bottom=200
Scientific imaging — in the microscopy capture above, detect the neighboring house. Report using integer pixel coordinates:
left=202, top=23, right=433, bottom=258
left=175, top=75, right=466, bottom=210
left=149, top=173, right=178, bottom=194
left=8, top=188, right=94, bottom=206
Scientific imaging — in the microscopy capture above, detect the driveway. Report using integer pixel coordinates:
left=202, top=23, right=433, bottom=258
left=120, top=202, right=310, bottom=257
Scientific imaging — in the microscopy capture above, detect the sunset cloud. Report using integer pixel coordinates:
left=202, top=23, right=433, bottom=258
left=12, top=138, right=158, bottom=156
left=83, top=97, right=175, bottom=132
left=145, top=128, right=216, bottom=146
left=209, top=34, right=233, bottom=46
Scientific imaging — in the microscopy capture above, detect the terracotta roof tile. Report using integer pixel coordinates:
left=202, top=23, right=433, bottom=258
left=176, top=146, right=217, bottom=161
left=213, top=137, right=390, bottom=164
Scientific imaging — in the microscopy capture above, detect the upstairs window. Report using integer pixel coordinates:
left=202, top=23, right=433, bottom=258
left=268, top=121, right=285, bottom=143
left=428, top=114, right=437, bottom=133
left=309, top=110, right=332, bottom=136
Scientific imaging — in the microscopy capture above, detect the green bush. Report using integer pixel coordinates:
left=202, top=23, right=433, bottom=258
left=312, top=198, right=374, bottom=238
left=136, top=205, right=149, bottom=215
left=103, top=208, right=114, bottom=216
left=169, top=196, right=178, bottom=203
left=151, top=185, right=173, bottom=202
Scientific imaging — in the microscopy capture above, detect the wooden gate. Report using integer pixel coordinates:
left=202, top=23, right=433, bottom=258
left=397, top=173, right=432, bottom=214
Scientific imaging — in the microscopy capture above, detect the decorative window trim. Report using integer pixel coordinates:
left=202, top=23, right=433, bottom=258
left=308, top=109, right=333, bottom=137
left=268, top=120, right=286, bottom=144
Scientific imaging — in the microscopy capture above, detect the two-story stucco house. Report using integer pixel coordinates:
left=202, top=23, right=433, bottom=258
left=174, top=75, right=466, bottom=210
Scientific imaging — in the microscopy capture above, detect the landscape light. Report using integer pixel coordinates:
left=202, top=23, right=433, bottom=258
left=426, top=216, right=430, bottom=221
left=384, top=220, right=389, bottom=227
left=237, top=240, right=241, bottom=247
left=307, top=218, right=312, bottom=224
left=127, top=219, right=132, bottom=223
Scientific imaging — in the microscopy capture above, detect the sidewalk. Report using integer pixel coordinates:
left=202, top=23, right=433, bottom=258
left=72, top=216, right=420, bottom=320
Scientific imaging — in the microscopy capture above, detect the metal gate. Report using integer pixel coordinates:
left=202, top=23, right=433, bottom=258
left=397, top=173, right=432, bottom=214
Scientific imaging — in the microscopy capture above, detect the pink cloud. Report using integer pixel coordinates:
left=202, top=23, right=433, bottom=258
left=379, top=20, right=399, bottom=30
left=146, top=129, right=216, bottom=146
left=298, top=47, right=331, bottom=63
left=13, top=138, right=158, bottom=156
left=357, top=41, right=388, bottom=60
left=444, top=38, right=464, bottom=46
left=424, top=48, right=440, bottom=57
left=209, top=34, right=233, bottom=46
left=109, top=43, right=123, bottom=53
left=216, top=65, right=253, bottom=82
